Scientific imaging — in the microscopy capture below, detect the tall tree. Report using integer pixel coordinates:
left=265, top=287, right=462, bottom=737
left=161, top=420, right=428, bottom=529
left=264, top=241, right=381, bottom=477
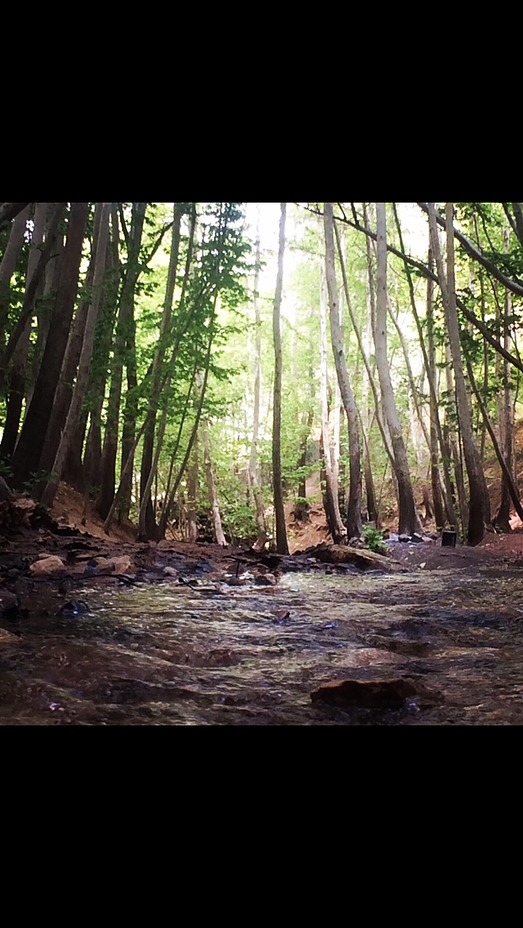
left=202, top=421, right=227, bottom=546
left=324, top=202, right=363, bottom=540
left=40, top=203, right=112, bottom=508
left=374, top=203, right=422, bottom=536
left=319, top=262, right=347, bottom=543
left=272, top=203, right=289, bottom=555
left=11, top=202, right=89, bottom=488
left=427, top=202, right=490, bottom=544
left=96, top=202, right=147, bottom=519
left=139, top=204, right=184, bottom=538
left=0, top=203, right=48, bottom=460
left=247, top=217, right=267, bottom=545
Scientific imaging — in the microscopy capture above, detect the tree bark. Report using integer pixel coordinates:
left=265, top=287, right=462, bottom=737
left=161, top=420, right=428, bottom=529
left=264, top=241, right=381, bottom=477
left=0, top=203, right=31, bottom=230
left=40, top=203, right=111, bottom=508
left=0, top=203, right=47, bottom=459
left=10, top=203, right=88, bottom=488
left=427, top=202, right=490, bottom=544
left=202, top=421, right=227, bottom=545
left=272, top=203, right=289, bottom=555
left=139, top=204, right=183, bottom=538
left=96, top=202, right=147, bottom=519
left=374, top=204, right=422, bottom=536
left=0, top=203, right=31, bottom=350
left=319, top=261, right=347, bottom=543
left=324, top=202, right=362, bottom=540
left=247, top=219, right=267, bottom=543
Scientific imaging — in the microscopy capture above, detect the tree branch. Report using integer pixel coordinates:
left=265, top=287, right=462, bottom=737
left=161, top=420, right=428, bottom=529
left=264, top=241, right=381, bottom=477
left=416, top=202, right=523, bottom=298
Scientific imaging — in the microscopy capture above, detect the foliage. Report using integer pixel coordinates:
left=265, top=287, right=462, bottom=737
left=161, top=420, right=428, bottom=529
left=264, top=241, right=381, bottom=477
left=362, top=524, right=387, bottom=555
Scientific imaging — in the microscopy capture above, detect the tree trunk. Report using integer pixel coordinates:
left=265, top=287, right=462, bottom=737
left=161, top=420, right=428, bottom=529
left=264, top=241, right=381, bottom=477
left=0, top=203, right=31, bottom=229
left=319, top=261, right=347, bottom=543
left=11, top=203, right=89, bottom=488
left=186, top=439, right=199, bottom=543
left=0, top=204, right=31, bottom=351
left=139, top=205, right=183, bottom=538
left=272, top=203, right=289, bottom=555
left=96, top=202, right=147, bottom=519
left=38, top=204, right=101, bottom=477
left=428, top=202, right=490, bottom=544
left=374, top=204, right=422, bottom=536
left=324, top=203, right=362, bottom=540
left=247, top=219, right=267, bottom=544
left=0, top=203, right=48, bottom=460
left=40, top=203, right=111, bottom=508
left=425, top=246, right=446, bottom=529
left=202, top=421, right=227, bottom=545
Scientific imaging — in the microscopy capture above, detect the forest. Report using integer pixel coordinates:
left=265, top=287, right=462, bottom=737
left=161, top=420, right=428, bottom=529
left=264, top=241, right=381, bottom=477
left=0, top=200, right=521, bottom=549
left=3, top=201, right=523, bottom=726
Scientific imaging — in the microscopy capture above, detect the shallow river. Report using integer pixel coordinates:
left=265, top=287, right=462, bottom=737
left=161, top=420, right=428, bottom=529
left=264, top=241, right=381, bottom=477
left=2, top=564, right=523, bottom=724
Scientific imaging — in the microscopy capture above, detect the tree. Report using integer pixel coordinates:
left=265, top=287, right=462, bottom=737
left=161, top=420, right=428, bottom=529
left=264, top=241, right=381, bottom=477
left=374, top=203, right=422, bottom=536
left=324, top=202, right=363, bottom=540
left=427, top=202, right=490, bottom=544
left=319, top=260, right=347, bottom=543
left=40, top=203, right=112, bottom=508
left=96, top=202, right=147, bottom=519
left=11, top=202, right=89, bottom=488
left=272, top=203, right=289, bottom=555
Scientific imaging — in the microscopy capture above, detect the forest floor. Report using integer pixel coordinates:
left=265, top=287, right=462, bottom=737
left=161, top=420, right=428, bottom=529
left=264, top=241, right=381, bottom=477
left=3, top=483, right=523, bottom=726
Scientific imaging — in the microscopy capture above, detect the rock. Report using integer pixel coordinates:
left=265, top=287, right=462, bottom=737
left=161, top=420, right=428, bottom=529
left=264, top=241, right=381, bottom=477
left=254, top=573, right=277, bottom=585
left=29, top=555, right=66, bottom=576
left=398, top=534, right=411, bottom=543
left=311, top=677, right=418, bottom=709
left=0, top=627, right=21, bottom=645
left=59, top=600, right=89, bottom=615
left=92, top=555, right=133, bottom=575
left=110, top=556, right=133, bottom=575
left=411, top=533, right=423, bottom=544
left=0, top=591, right=20, bottom=614
left=163, top=566, right=178, bottom=578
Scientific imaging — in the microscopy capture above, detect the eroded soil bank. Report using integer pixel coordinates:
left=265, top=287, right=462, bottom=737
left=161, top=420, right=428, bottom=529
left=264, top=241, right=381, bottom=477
left=2, top=527, right=523, bottom=725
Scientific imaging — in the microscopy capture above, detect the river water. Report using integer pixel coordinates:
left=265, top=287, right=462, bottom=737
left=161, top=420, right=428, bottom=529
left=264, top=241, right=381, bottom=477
left=2, top=564, right=523, bottom=725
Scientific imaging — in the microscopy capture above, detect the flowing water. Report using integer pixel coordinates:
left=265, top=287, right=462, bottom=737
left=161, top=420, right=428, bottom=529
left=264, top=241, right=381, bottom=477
left=2, top=565, right=523, bottom=725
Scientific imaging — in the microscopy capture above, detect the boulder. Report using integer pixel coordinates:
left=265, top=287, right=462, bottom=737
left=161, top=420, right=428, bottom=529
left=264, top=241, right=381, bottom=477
left=29, top=555, right=66, bottom=576
left=311, top=677, right=418, bottom=708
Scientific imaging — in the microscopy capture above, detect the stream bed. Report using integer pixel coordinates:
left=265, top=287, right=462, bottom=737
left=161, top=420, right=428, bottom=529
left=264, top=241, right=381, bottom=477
left=2, top=563, right=523, bottom=725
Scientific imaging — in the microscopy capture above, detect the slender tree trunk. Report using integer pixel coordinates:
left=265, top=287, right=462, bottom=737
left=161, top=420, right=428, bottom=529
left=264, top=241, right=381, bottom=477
left=319, top=262, right=347, bottom=543
left=425, top=247, right=446, bottom=529
left=272, top=203, right=289, bottom=555
left=324, top=203, right=362, bottom=540
left=39, top=205, right=102, bottom=477
left=247, top=221, right=267, bottom=543
left=0, top=203, right=47, bottom=459
left=0, top=203, right=66, bottom=398
left=0, top=203, right=31, bottom=229
left=11, top=203, right=89, bottom=488
left=428, top=202, right=490, bottom=544
left=40, top=203, right=111, bottom=508
left=186, top=439, right=199, bottom=543
left=202, top=421, right=227, bottom=545
left=0, top=204, right=31, bottom=350
left=139, top=205, right=183, bottom=538
left=375, top=204, right=422, bottom=536
left=27, top=219, right=65, bottom=406
left=494, top=278, right=517, bottom=530
left=334, top=219, right=395, bottom=472
left=96, top=202, right=147, bottom=519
